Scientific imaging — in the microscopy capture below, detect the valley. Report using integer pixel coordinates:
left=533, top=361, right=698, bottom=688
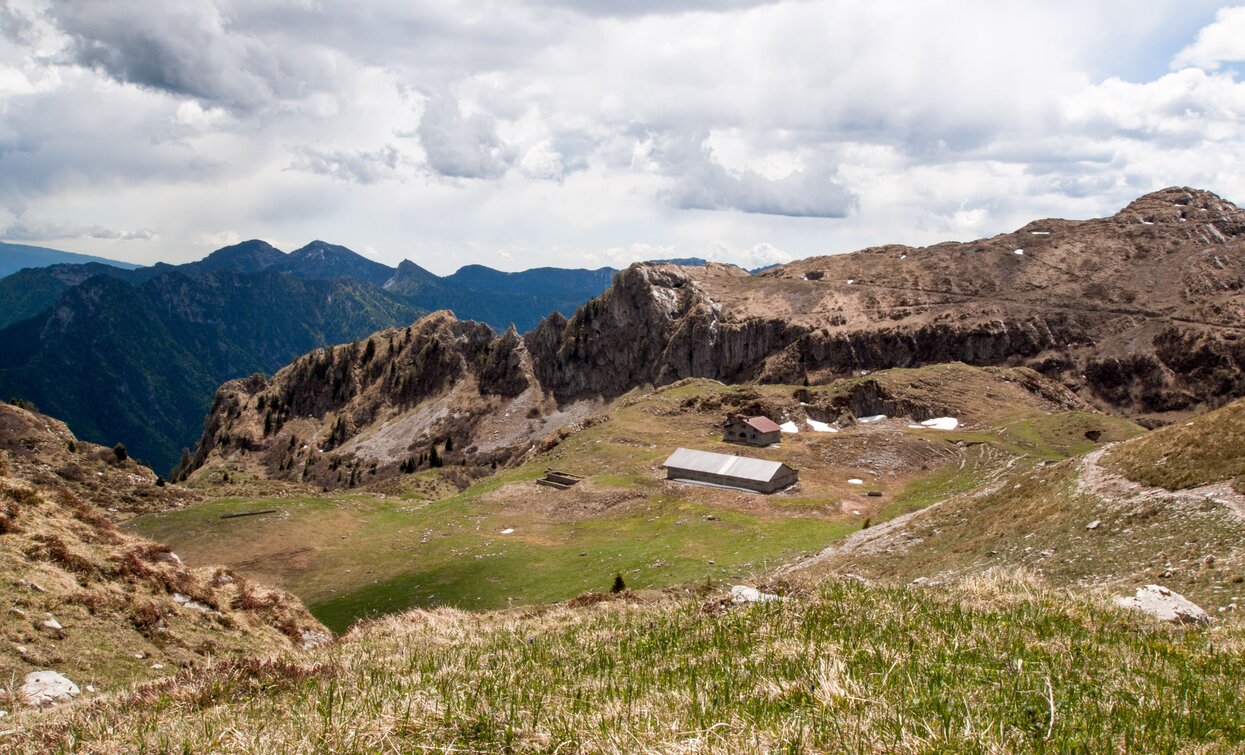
left=4, top=187, right=1245, bottom=751
left=129, top=364, right=1143, bottom=632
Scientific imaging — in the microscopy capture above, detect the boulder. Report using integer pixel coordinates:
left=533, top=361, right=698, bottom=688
left=301, top=630, right=332, bottom=649
left=20, top=671, right=80, bottom=706
left=1116, top=584, right=1210, bottom=625
left=730, top=585, right=781, bottom=604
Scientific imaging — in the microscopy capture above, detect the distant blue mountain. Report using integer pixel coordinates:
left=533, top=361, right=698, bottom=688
left=0, top=241, right=140, bottom=278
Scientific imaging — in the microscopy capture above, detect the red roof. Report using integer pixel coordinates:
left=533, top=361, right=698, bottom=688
left=744, top=416, right=781, bottom=433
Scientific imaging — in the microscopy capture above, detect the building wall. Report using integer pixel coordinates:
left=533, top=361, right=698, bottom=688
left=665, top=466, right=798, bottom=494
left=722, top=422, right=779, bottom=447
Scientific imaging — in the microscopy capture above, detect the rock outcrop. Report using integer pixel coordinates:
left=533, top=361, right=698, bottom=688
left=1116, top=585, right=1211, bottom=626
left=193, top=187, right=1245, bottom=486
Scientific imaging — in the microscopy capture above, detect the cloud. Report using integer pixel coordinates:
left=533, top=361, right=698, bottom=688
left=655, top=133, right=857, bottom=218
left=0, top=0, right=1242, bottom=271
left=1172, top=5, right=1245, bottom=71
left=46, top=0, right=336, bottom=111
left=2, top=216, right=156, bottom=242
left=289, top=145, right=403, bottom=185
left=416, top=93, right=514, bottom=179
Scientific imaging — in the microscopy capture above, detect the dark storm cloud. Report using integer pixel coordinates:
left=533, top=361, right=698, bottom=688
left=47, top=1, right=334, bottom=110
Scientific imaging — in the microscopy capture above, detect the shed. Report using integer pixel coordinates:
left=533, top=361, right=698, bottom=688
left=662, top=447, right=798, bottom=494
left=723, top=415, right=782, bottom=446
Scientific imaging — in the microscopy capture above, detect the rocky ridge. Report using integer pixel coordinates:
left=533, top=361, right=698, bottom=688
left=193, top=187, right=1245, bottom=486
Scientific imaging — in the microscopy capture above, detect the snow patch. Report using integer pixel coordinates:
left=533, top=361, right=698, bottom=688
left=845, top=278, right=855, bottom=285
left=1013, top=249, right=1024, bottom=255
left=847, top=478, right=864, bottom=485
left=500, top=528, right=515, bottom=535
left=806, top=419, right=838, bottom=433
left=1029, top=231, right=1050, bottom=235
left=857, top=415, right=886, bottom=424
left=779, top=421, right=799, bottom=434
left=909, top=417, right=959, bottom=430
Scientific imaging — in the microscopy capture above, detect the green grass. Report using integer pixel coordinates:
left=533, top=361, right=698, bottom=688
left=129, top=375, right=1145, bottom=634
left=1104, top=397, right=1245, bottom=493
left=14, top=576, right=1245, bottom=753
left=130, top=491, right=854, bottom=634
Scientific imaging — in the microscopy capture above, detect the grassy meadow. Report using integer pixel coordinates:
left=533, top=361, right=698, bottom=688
left=11, top=575, right=1245, bottom=753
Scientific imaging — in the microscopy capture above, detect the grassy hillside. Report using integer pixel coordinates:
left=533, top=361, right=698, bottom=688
left=1103, top=396, right=1245, bottom=493
left=129, top=366, right=1142, bottom=632
left=9, top=576, right=1244, bottom=752
left=0, top=404, right=328, bottom=696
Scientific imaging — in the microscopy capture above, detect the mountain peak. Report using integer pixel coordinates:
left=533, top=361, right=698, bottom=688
left=272, top=241, right=395, bottom=285
left=194, top=240, right=285, bottom=273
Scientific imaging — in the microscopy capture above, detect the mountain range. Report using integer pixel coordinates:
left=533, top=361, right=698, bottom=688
left=0, top=239, right=617, bottom=472
left=0, top=241, right=140, bottom=278
left=192, top=187, right=1245, bottom=490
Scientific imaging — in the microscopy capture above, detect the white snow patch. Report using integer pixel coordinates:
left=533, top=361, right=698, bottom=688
left=899, top=254, right=907, bottom=260
left=500, top=528, right=515, bottom=535
left=847, top=478, right=864, bottom=485
left=919, top=417, right=959, bottom=430
left=1141, top=220, right=1154, bottom=225
left=1029, top=231, right=1050, bottom=235
left=1013, top=249, right=1024, bottom=255
left=858, top=415, right=886, bottom=424
left=779, top=421, right=799, bottom=434
left=806, top=419, right=838, bottom=433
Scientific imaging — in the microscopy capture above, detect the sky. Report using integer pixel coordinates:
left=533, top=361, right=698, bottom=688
left=1, top=1, right=1244, bottom=274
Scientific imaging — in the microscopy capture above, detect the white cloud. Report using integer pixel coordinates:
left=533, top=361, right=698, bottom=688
left=1172, top=5, right=1245, bottom=71
left=416, top=93, right=513, bottom=179
left=0, top=0, right=1241, bottom=272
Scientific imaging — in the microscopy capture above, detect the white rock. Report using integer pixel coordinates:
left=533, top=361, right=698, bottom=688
left=500, top=528, right=515, bottom=535
left=847, top=478, right=864, bottom=485
left=155, top=551, right=182, bottom=565
left=1086, top=520, right=1101, bottom=530
left=1116, top=585, right=1210, bottom=626
left=301, top=630, right=332, bottom=649
left=21, top=671, right=80, bottom=706
left=41, top=617, right=63, bottom=631
left=730, top=585, right=781, bottom=604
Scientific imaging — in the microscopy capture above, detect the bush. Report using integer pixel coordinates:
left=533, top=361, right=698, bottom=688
left=611, top=573, right=626, bottom=593
left=113, top=443, right=128, bottom=463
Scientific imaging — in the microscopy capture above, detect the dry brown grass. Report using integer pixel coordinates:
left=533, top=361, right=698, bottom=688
left=1104, top=396, right=1245, bottom=492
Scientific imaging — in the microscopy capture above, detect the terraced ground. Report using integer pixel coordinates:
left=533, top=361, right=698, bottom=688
left=127, top=364, right=1143, bottom=632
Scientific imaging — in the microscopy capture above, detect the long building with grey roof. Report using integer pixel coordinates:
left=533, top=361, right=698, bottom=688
left=661, top=447, right=798, bottom=494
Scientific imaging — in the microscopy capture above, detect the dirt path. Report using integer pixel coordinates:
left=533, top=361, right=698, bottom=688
left=1075, top=447, right=1245, bottom=520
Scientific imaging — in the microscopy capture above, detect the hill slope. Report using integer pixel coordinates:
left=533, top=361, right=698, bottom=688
left=0, top=241, right=139, bottom=278
left=527, top=187, right=1245, bottom=424
left=7, top=576, right=1243, bottom=752
left=0, top=272, right=424, bottom=472
left=0, top=403, right=327, bottom=700
left=788, top=395, right=1245, bottom=611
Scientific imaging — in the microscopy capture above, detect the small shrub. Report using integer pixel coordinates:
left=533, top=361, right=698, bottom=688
left=611, top=573, right=626, bottom=593
left=113, top=443, right=128, bottom=463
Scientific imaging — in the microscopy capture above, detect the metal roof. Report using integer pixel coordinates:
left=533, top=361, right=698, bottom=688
left=662, top=447, right=789, bottom=483
left=743, top=416, right=781, bottom=433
